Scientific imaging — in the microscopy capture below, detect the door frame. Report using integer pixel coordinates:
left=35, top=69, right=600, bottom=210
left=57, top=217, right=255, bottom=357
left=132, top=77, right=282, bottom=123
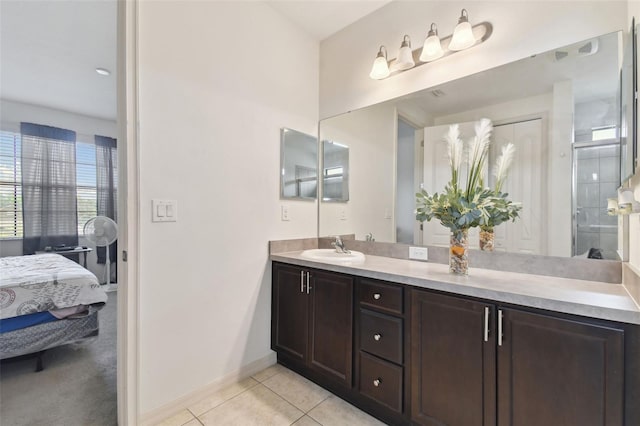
left=117, top=0, right=140, bottom=424
left=393, top=108, right=428, bottom=245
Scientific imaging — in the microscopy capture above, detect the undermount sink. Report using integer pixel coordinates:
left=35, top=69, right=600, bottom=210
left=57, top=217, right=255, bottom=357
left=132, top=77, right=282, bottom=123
left=300, top=248, right=366, bottom=264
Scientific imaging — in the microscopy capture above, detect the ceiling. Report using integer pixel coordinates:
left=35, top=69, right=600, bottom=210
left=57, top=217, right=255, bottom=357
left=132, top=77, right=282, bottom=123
left=0, top=1, right=389, bottom=123
left=268, top=1, right=391, bottom=41
left=0, top=0, right=117, bottom=121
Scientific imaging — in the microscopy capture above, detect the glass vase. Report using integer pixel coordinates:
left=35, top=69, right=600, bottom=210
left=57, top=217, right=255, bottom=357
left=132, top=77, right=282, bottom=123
left=449, top=229, right=469, bottom=275
left=479, top=227, right=495, bottom=251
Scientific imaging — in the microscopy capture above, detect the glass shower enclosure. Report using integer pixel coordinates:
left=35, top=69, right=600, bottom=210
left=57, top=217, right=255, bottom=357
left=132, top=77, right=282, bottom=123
left=573, top=141, right=619, bottom=259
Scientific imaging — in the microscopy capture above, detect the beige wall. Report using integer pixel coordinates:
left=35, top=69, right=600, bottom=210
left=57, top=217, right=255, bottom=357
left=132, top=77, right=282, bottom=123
left=136, top=1, right=319, bottom=414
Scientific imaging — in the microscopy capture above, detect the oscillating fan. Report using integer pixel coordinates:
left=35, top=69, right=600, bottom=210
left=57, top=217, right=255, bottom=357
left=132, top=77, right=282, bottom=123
left=83, top=216, right=118, bottom=286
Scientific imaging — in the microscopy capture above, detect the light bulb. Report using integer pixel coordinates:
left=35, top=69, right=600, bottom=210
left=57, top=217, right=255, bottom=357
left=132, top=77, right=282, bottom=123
left=449, top=9, right=476, bottom=51
left=420, top=23, right=444, bottom=62
left=369, top=46, right=390, bottom=80
left=395, top=35, right=415, bottom=71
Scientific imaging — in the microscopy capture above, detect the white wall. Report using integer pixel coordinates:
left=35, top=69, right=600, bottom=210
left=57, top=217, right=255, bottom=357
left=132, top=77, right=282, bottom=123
left=137, top=2, right=318, bottom=414
left=1, top=99, right=117, bottom=138
left=319, top=102, right=395, bottom=242
left=0, top=99, right=117, bottom=279
left=320, top=1, right=628, bottom=119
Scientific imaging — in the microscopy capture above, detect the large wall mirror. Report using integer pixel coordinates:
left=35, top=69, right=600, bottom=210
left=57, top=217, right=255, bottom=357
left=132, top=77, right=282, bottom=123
left=280, top=128, right=317, bottom=200
left=319, top=30, right=630, bottom=261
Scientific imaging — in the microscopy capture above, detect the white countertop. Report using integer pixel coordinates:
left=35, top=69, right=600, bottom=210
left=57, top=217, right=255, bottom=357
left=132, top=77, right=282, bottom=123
left=271, top=251, right=640, bottom=325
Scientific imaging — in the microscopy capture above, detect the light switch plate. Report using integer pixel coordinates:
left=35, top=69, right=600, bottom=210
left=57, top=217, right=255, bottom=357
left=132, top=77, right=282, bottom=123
left=409, top=246, right=428, bottom=261
left=152, top=199, right=177, bottom=222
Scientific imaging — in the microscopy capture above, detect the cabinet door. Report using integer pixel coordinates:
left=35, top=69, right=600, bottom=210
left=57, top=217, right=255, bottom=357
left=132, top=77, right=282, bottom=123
left=272, top=263, right=309, bottom=362
left=309, top=270, right=354, bottom=386
left=498, top=308, right=624, bottom=426
left=411, top=290, right=496, bottom=426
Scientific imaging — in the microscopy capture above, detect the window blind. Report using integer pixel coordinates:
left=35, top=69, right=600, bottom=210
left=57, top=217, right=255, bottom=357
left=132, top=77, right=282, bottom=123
left=0, top=130, right=22, bottom=238
left=76, top=141, right=97, bottom=233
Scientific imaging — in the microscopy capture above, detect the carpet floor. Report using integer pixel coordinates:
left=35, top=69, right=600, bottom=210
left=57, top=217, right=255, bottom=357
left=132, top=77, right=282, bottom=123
left=0, top=291, right=117, bottom=426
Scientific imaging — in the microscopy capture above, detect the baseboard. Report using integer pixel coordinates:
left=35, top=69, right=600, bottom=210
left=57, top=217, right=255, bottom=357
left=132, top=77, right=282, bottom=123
left=138, top=352, right=277, bottom=426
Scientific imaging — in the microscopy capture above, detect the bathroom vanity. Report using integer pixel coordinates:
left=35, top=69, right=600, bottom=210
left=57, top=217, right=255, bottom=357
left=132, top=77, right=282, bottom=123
left=270, top=251, right=640, bottom=426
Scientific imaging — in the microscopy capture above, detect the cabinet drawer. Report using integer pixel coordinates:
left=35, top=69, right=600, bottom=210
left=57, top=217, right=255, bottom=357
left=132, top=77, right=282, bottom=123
left=359, top=279, right=403, bottom=314
left=359, top=352, right=403, bottom=413
left=360, top=309, right=403, bottom=364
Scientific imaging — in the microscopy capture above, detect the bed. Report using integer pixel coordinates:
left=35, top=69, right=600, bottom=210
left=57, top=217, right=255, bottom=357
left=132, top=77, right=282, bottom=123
left=0, top=254, right=108, bottom=369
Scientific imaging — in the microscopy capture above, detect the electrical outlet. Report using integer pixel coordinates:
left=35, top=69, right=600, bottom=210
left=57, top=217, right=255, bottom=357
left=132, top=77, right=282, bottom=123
left=281, top=205, right=290, bottom=221
left=409, top=246, right=429, bottom=261
left=339, top=209, right=347, bottom=221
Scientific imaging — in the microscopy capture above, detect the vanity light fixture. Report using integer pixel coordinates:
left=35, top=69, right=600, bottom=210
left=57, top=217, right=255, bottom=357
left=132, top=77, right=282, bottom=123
left=420, top=23, right=444, bottom=62
left=394, top=35, right=415, bottom=71
left=369, top=46, right=390, bottom=80
left=368, top=9, right=492, bottom=80
left=449, top=9, right=476, bottom=51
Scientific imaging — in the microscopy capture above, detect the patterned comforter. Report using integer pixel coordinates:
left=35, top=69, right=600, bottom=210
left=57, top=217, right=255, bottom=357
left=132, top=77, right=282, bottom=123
left=0, top=254, right=107, bottom=320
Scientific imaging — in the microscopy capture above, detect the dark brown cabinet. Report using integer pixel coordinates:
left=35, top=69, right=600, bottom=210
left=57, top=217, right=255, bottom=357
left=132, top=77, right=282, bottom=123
left=497, top=308, right=624, bottom=426
left=356, top=278, right=408, bottom=421
left=272, top=263, right=353, bottom=387
left=272, top=261, right=636, bottom=426
left=410, top=289, right=625, bottom=426
left=411, top=290, right=496, bottom=426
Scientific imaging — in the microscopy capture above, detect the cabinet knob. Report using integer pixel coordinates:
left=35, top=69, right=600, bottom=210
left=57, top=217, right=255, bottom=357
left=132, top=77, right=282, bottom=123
left=373, top=333, right=382, bottom=341
left=373, top=378, right=382, bottom=387
left=373, top=293, right=381, bottom=300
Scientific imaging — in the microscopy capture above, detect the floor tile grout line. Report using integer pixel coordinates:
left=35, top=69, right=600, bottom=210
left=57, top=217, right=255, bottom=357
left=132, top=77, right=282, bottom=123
left=252, top=369, right=284, bottom=383
left=261, top=373, right=332, bottom=415
left=304, top=393, right=332, bottom=415
left=191, top=378, right=262, bottom=419
left=289, top=412, right=307, bottom=426
left=258, top=383, right=307, bottom=417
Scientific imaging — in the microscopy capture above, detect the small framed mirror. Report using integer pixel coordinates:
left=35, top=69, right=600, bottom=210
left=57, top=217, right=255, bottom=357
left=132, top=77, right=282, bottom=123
left=322, top=140, right=349, bottom=202
left=280, top=128, right=318, bottom=200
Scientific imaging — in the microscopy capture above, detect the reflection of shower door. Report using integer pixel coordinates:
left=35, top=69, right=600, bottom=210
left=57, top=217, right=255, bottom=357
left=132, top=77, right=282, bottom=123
left=572, top=143, right=619, bottom=259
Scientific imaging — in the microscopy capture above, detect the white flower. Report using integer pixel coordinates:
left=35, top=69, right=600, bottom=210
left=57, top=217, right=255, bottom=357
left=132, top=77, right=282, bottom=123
left=493, top=143, right=516, bottom=192
left=444, top=124, right=463, bottom=188
left=465, top=118, right=492, bottom=196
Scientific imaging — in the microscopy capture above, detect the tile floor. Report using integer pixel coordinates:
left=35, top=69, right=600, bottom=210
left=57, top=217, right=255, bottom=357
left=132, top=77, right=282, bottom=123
left=156, top=364, right=386, bottom=426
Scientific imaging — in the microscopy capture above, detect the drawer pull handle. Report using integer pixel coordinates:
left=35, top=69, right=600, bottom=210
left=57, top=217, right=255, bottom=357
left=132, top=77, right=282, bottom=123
left=373, top=293, right=381, bottom=300
left=373, top=333, right=382, bottom=341
left=373, top=378, right=382, bottom=387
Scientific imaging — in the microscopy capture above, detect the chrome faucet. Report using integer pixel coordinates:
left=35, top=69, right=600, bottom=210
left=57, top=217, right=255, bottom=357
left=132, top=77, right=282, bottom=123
left=332, top=236, right=351, bottom=254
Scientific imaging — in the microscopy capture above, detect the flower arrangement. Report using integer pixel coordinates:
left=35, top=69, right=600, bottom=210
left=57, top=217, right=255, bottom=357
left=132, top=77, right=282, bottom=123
left=415, top=118, right=521, bottom=273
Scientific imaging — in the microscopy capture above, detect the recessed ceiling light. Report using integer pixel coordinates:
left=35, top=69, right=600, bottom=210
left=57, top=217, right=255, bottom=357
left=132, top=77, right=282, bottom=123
left=95, top=68, right=111, bottom=76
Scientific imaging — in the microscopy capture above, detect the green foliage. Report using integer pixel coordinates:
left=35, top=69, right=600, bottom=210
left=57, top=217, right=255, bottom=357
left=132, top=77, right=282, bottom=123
left=415, top=119, right=521, bottom=233
left=416, top=186, right=521, bottom=233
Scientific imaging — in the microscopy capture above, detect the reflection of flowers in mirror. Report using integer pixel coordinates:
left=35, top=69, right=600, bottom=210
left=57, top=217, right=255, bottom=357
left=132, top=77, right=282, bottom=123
left=415, top=118, right=521, bottom=272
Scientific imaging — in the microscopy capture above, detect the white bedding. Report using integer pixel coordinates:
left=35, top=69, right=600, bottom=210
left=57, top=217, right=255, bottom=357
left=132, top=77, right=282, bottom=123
left=0, top=254, right=107, bottom=320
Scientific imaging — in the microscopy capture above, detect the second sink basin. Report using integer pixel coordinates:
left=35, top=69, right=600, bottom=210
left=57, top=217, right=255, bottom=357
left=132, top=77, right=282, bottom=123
left=301, top=249, right=366, bottom=264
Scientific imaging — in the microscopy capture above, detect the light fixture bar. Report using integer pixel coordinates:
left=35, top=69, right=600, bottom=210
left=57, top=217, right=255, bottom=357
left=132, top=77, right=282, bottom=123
left=371, top=21, right=493, bottom=80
